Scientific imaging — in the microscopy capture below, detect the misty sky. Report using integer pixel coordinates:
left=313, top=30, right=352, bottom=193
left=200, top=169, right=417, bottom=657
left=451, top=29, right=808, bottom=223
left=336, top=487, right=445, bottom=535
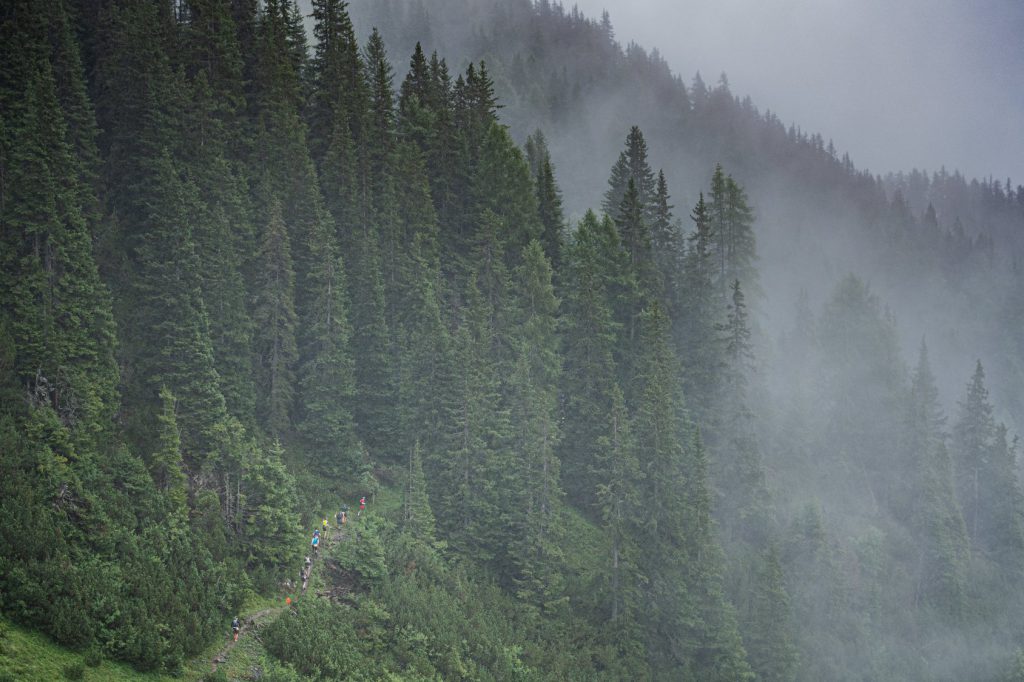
left=572, top=0, right=1024, bottom=185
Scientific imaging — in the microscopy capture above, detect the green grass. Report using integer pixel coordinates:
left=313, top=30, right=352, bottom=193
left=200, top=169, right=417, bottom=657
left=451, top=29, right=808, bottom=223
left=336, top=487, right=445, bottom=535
left=0, top=619, right=176, bottom=682
left=179, top=591, right=289, bottom=681
left=0, top=478, right=424, bottom=682
left=0, top=592, right=293, bottom=682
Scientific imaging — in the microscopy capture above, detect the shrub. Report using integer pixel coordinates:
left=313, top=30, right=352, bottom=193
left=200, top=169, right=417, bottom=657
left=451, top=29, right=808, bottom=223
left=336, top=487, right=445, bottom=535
left=62, top=662, right=85, bottom=680
left=84, top=645, right=103, bottom=667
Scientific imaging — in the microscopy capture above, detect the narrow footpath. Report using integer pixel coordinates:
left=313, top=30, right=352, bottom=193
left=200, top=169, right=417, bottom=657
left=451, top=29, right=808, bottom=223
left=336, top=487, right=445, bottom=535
left=210, top=518, right=350, bottom=674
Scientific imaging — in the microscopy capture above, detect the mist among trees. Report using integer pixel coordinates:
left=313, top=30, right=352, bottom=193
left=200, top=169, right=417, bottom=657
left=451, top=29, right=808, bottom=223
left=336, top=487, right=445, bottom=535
left=2, top=0, right=1023, bottom=679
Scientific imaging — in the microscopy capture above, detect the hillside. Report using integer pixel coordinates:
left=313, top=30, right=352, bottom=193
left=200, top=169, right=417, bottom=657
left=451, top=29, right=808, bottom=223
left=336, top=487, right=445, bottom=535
left=351, top=0, right=1024, bottom=424
left=2, top=0, right=1024, bottom=680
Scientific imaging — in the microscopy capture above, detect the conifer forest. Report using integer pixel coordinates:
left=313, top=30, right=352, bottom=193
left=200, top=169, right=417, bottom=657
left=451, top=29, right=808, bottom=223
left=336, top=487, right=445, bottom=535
left=3, top=1, right=1024, bottom=680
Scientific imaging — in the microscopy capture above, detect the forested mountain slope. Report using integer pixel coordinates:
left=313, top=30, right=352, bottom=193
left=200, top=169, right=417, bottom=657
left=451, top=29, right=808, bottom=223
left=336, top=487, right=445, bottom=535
left=2, top=0, right=1023, bottom=680
left=350, top=0, right=1024, bottom=426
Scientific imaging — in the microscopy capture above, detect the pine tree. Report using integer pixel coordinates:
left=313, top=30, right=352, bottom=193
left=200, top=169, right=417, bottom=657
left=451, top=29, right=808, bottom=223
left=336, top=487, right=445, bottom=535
left=594, top=384, right=641, bottom=628
left=251, top=194, right=298, bottom=436
left=180, top=71, right=257, bottom=424
left=127, top=150, right=229, bottom=469
left=631, top=303, right=752, bottom=679
left=559, top=211, right=628, bottom=509
left=649, top=169, right=683, bottom=306
left=295, top=218, right=360, bottom=476
left=240, top=438, right=300, bottom=572
left=504, top=241, right=565, bottom=609
left=817, top=275, right=904, bottom=512
left=433, top=275, right=509, bottom=566
left=346, top=222, right=395, bottom=457
left=0, top=45, right=119, bottom=443
left=176, top=0, right=257, bottom=424
left=677, top=192, right=720, bottom=413
left=151, top=387, right=188, bottom=521
left=525, top=130, right=565, bottom=272
left=364, top=27, right=395, bottom=204
left=952, top=361, right=1024, bottom=579
left=740, top=547, right=799, bottom=682
left=394, top=245, right=449, bottom=460
left=710, top=280, right=770, bottom=546
left=402, top=441, right=437, bottom=542
left=708, top=164, right=757, bottom=298
left=471, top=122, right=542, bottom=269
left=603, top=125, right=656, bottom=223
left=902, top=341, right=968, bottom=619
left=307, top=0, right=367, bottom=169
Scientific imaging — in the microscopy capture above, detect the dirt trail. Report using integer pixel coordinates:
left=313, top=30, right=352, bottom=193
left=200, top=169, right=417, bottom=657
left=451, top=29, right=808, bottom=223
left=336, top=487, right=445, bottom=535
left=210, top=606, right=282, bottom=673
left=211, top=520, right=351, bottom=672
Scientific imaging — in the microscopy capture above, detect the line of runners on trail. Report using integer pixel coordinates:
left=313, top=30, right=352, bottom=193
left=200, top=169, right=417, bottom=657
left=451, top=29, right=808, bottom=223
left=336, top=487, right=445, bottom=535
left=231, top=495, right=370, bottom=643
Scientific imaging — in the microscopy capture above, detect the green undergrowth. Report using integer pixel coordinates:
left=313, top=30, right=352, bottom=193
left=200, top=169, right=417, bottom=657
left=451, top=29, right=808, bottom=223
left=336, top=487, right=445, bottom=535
left=0, top=618, right=175, bottom=682
left=3, top=479, right=613, bottom=682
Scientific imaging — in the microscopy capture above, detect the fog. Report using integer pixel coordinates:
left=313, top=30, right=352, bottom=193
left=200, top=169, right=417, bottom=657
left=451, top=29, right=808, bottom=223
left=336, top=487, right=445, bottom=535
left=339, top=1, right=1024, bottom=676
left=571, top=0, right=1024, bottom=184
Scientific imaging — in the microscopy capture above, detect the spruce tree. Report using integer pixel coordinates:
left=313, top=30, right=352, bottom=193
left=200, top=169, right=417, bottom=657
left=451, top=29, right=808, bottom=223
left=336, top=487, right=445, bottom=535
left=433, top=275, right=509, bottom=566
left=295, top=218, right=360, bottom=476
left=0, top=47, right=118, bottom=443
left=126, top=149, right=229, bottom=469
left=307, top=0, right=367, bottom=170
left=740, top=547, right=799, bottom=682
left=402, top=441, right=437, bottom=543
left=902, top=341, right=968, bottom=619
left=240, top=438, right=300, bottom=572
left=346, top=222, right=395, bottom=457
left=151, top=387, right=188, bottom=522
left=594, top=384, right=641, bottom=628
left=394, top=244, right=449, bottom=460
left=710, top=280, right=770, bottom=546
left=603, top=125, right=656, bottom=223
left=178, top=0, right=257, bottom=424
left=251, top=194, right=298, bottom=436
left=649, top=169, right=684, bottom=307
left=678, top=192, right=720, bottom=414
left=952, top=361, right=1024, bottom=579
left=525, top=130, right=565, bottom=272
left=708, top=164, right=757, bottom=298
left=559, top=211, right=628, bottom=509
left=631, top=303, right=751, bottom=679
left=504, top=241, right=565, bottom=609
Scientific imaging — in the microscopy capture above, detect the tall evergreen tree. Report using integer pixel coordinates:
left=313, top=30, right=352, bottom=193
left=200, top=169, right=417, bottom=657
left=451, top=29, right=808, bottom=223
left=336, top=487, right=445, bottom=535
left=903, top=341, right=968, bottom=619
left=632, top=303, right=752, bottom=679
left=594, top=384, right=641, bottom=628
left=649, top=169, right=684, bottom=306
left=402, top=441, right=437, bottom=542
left=251, top=194, right=297, bottom=436
left=176, top=0, right=257, bottom=426
left=307, top=0, right=367, bottom=169
left=125, top=149, right=229, bottom=470
left=346, top=222, right=395, bottom=457
left=678, top=192, right=720, bottom=413
left=504, top=241, right=565, bottom=609
left=559, top=211, right=628, bottom=509
left=708, top=164, right=757, bottom=298
left=952, top=361, right=1024, bottom=579
left=709, top=280, right=770, bottom=546
left=739, top=547, right=799, bottom=682
left=525, top=130, right=565, bottom=272
left=0, top=42, right=118, bottom=443
left=603, top=125, right=657, bottom=224
left=432, top=275, right=509, bottom=566
left=295, top=218, right=360, bottom=476
left=151, top=387, right=188, bottom=522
